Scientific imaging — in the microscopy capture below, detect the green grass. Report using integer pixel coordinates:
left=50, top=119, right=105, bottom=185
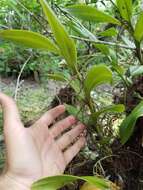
left=17, top=87, right=53, bottom=123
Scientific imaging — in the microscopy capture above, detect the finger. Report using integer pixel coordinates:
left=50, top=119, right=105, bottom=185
left=34, top=105, right=65, bottom=127
left=0, top=92, right=23, bottom=132
left=57, top=124, right=85, bottom=150
left=50, top=115, right=76, bottom=138
left=64, top=137, right=86, bottom=165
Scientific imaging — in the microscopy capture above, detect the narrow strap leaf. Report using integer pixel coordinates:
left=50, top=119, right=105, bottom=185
left=134, top=12, right=143, bottom=42
left=40, top=0, right=78, bottom=73
left=120, top=101, right=143, bottom=144
left=66, top=4, right=121, bottom=25
left=116, top=0, right=132, bottom=22
left=0, top=30, right=60, bottom=54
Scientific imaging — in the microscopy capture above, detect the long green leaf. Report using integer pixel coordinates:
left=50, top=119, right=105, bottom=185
left=98, top=28, right=118, bottom=37
left=66, top=4, right=121, bottom=25
left=31, top=175, right=109, bottom=190
left=120, top=101, right=143, bottom=144
left=116, top=0, right=132, bottom=22
left=84, top=65, right=113, bottom=99
left=92, top=104, right=125, bottom=119
left=0, top=30, right=59, bottom=53
left=47, top=73, right=68, bottom=82
left=134, top=12, right=143, bottom=42
left=67, top=20, right=97, bottom=41
left=89, top=104, right=125, bottom=125
left=40, top=0, right=77, bottom=73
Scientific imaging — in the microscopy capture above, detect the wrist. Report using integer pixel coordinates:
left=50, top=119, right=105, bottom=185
left=0, top=173, right=31, bottom=190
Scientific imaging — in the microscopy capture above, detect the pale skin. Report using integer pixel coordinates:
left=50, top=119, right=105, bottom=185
left=0, top=92, right=86, bottom=190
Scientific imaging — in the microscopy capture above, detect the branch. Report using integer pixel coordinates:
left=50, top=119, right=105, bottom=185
left=0, top=24, right=8, bottom=29
left=55, top=3, right=136, bottom=51
left=15, top=0, right=51, bottom=35
left=70, top=35, right=136, bottom=50
left=14, top=55, right=32, bottom=101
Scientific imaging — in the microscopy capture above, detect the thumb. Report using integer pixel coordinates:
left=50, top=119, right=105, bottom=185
left=0, top=93, right=28, bottom=173
left=0, top=92, right=23, bottom=133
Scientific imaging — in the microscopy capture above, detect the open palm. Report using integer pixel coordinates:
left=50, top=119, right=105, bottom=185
left=0, top=93, right=86, bottom=188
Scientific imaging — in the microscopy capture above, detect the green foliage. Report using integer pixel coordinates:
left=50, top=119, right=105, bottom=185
left=40, top=0, right=78, bottom=73
left=0, top=30, right=60, bottom=53
left=94, top=44, right=109, bottom=55
left=91, top=104, right=125, bottom=121
left=66, top=4, right=121, bottom=25
left=98, top=28, right=118, bottom=37
left=120, top=101, right=143, bottom=144
left=116, top=0, right=132, bottom=22
left=134, top=12, right=143, bottom=42
left=32, top=175, right=109, bottom=190
left=65, top=104, right=89, bottom=124
left=84, top=65, right=113, bottom=99
left=47, top=73, right=68, bottom=82
left=0, top=0, right=41, bottom=30
left=67, top=19, right=97, bottom=40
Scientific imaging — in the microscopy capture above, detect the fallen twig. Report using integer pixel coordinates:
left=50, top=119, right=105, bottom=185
left=14, top=55, right=32, bottom=101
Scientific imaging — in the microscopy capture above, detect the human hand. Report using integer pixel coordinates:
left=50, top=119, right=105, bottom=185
left=0, top=92, right=86, bottom=189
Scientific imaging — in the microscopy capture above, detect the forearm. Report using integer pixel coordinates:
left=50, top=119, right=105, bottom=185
left=0, top=174, right=30, bottom=190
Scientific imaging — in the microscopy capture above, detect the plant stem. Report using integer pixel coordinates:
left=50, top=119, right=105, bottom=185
left=71, top=35, right=136, bottom=50
left=135, top=40, right=143, bottom=64
left=108, top=0, right=117, bottom=8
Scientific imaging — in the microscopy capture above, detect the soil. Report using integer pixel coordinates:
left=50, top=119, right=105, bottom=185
left=50, top=81, right=143, bottom=190
left=50, top=86, right=76, bottom=107
left=110, top=76, right=143, bottom=190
